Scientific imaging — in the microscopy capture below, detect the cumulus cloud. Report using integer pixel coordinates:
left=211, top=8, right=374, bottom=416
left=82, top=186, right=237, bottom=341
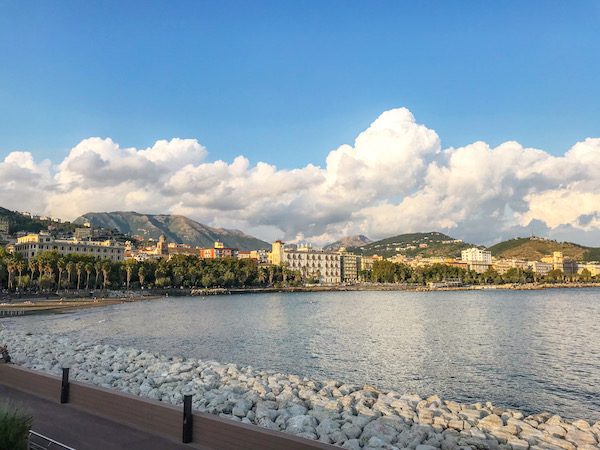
left=1, top=108, right=600, bottom=246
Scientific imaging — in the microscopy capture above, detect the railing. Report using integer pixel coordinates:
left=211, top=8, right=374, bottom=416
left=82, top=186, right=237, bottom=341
left=28, top=431, right=76, bottom=450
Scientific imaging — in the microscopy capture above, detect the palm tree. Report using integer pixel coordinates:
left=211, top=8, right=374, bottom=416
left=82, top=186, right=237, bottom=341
left=101, top=260, right=112, bottom=290
left=16, top=260, right=26, bottom=286
left=66, top=262, right=75, bottom=287
left=124, top=259, right=138, bottom=290
left=94, top=262, right=102, bottom=289
left=28, top=259, right=37, bottom=289
left=85, top=263, right=93, bottom=289
left=6, top=258, right=18, bottom=290
left=57, top=258, right=65, bottom=290
left=75, top=262, right=83, bottom=290
left=138, top=266, right=146, bottom=288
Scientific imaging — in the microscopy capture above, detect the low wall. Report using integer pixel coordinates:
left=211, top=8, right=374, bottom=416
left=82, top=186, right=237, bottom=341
left=0, top=364, right=336, bottom=450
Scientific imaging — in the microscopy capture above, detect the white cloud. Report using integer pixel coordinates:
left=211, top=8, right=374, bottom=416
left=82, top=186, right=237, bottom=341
left=1, top=109, right=599, bottom=246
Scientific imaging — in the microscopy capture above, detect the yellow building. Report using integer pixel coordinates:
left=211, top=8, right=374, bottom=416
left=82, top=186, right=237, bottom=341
left=14, top=233, right=125, bottom=262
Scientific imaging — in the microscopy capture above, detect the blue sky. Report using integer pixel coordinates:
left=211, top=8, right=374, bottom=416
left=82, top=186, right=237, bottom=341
left=2, top=2, right=600, bottom=246
left=1, top=1, right=598, bottom=169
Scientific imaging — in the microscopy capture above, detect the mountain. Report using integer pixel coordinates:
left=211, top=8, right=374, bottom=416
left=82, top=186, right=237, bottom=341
left=347, top=231, right=478, bottom=259
left=323, top=234, right=372, bottom=251
left=488, top=237, right=600, bottom=262
left=73, top=211, right=270, bottom=251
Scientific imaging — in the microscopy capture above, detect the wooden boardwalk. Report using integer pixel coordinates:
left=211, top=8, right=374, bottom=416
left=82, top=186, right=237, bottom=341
left=0, top=364, right=338, bottom=449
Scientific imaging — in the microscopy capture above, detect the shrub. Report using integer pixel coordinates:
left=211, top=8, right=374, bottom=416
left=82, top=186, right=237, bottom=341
left=0, top=402, right=33, bottom=450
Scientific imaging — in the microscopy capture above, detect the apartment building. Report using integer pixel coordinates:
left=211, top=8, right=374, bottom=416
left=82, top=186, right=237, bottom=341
left=14, top=233, right=125, bottom=262
left=270, top=241, right=341, bottom=283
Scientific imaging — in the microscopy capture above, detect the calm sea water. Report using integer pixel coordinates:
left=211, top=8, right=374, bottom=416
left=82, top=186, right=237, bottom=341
left=6, top=288, right=600, bottom=422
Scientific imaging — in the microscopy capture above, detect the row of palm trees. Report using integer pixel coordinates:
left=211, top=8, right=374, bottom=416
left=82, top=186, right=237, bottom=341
left=0, top=249, right=293, bottom=291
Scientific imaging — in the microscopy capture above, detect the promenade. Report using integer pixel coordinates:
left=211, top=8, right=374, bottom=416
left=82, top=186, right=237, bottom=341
left=0, top=384, right=199, bottom=450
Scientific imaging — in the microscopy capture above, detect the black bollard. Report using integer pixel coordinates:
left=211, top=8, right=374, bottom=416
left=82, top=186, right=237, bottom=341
left=182, top=394, right=193, bottom=443
left=60, top=368, right=70, bottom=403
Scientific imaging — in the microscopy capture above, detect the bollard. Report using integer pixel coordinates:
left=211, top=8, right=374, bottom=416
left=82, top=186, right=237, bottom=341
left=182, top=394, right=193, bottom=443
left=60, top=368, right=70, bottom=403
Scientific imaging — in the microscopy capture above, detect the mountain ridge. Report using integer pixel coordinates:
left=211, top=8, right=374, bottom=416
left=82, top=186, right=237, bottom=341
left=323, top=234, right=372, bottom=251
left=73, top=211, right=270, bottom=251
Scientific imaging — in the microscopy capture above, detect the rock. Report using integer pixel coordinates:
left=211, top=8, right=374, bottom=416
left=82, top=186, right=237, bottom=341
left=564, top=428, right=598, bottom=446
left=478, top=414, right=505, bottom=431
left=416, top=445, right=438, bottom=450
left=360, top=419, right=398, bottom=444
left=342, top=439, right=362, bottom=450
left=341, top=423, right=363, bottom=440
left=546, top=415, right=563, bottom=426
left=572, top=419, right=591, bottom=431
left=316, top=419, right=341, bottom=438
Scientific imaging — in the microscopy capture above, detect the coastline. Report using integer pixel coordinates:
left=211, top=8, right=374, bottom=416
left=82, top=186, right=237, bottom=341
left=1, top=282, right=598, bottom=316
left=1, top=328, right=598, bottom=449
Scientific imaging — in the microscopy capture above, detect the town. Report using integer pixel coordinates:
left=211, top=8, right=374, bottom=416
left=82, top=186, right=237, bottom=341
left=1, top=211, right=599, bottom=292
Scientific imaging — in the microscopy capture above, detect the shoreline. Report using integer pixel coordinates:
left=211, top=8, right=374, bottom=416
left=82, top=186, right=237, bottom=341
left=1, top=283, right=599, bottom=316
left=1, top=329, right=598, bottom=449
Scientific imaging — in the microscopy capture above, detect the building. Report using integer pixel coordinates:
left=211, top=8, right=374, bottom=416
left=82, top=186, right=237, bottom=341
left=461, top=248, right=492, bottom=264
left=156, top=235, right=169, bottom=258
left=360, top=255, right=383, bottom=272
left=578, top=262, right=600, bottom=277
left=528, top=261, right=553, bottom=276
left=200, top=241, right=239, bottom=259
left=14, top=233, right=125, bottom=262
left=493, top=259, right=528, bottom=275
left=337, top=248, right=360, bottom=282
left=74, top=227, right=93, bottom=241
left=250, top=249, right=270, bottom=263
left=0, top=217, right=9, bottom=234
left=541, top=252, right=577, bottom=275
left=270, top=241, right=341, bottom=284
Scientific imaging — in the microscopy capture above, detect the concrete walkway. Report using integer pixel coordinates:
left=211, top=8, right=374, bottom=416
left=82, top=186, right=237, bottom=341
left=0, top=384, right=205, bottom=450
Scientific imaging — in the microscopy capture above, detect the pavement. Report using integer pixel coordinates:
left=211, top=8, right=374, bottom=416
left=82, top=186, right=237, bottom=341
left=0, top=384, right=203, bottom=450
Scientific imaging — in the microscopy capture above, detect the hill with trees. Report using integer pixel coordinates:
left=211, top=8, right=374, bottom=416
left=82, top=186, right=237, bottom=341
left=0, top=207, right=78, bottom=234
left=488, top=237, right=600, bottom=261
left=347, top=231, right=479, bottom=259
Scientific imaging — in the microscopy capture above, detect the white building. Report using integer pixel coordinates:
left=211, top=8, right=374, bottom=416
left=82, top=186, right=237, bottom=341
left=14, top=233, right=125, bottom=262
left=461, top=248, right=492, bottom=264
left=270, top=241, right=341, bottom=284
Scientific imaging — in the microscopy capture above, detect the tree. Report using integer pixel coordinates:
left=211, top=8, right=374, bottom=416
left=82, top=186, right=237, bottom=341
left=124, top=259, right=138, bottom=290
left=66, top=262, right=75, bottom=287
left=94, top=262, right=102, bottom=289
left=580, top=268, right=592, bottom=282
left=85, top=263, right=93, bottom=289
left=28, top=259, right=37, bottom=289
left=101, top=260, right=112, bottom=290
left=57, top=258, right=65, bottom=289
left=138, top=266, right=147, bottom=288
left=75, top=262, right=83, bottom=290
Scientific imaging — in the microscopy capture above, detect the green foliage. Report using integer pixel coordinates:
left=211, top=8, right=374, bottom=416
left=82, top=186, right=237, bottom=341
left=0, top=402, right=33, bottom=450
left=349, top=232, right=477, bottom=259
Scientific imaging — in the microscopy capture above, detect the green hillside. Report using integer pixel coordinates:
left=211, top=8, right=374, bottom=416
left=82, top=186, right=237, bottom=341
left=0, top=207, right=77, bottom=234
left=347, top=231, right=479, bottom=259
left=488, top=237, right=600, bottom=262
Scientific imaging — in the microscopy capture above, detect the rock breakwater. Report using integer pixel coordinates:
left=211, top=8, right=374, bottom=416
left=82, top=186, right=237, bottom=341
left=1, top=329, right=598, bottom=449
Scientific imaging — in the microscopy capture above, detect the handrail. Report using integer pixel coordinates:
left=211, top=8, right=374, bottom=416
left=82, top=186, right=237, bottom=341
left=28, top=430, right=76, bottom=450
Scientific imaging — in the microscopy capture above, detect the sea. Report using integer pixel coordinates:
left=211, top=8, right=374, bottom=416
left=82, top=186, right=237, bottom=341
left=5, top=287, right=600, bottom=423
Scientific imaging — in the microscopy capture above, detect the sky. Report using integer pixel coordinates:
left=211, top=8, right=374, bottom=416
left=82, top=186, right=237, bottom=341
left=1, top=1, right=599, bottom=246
